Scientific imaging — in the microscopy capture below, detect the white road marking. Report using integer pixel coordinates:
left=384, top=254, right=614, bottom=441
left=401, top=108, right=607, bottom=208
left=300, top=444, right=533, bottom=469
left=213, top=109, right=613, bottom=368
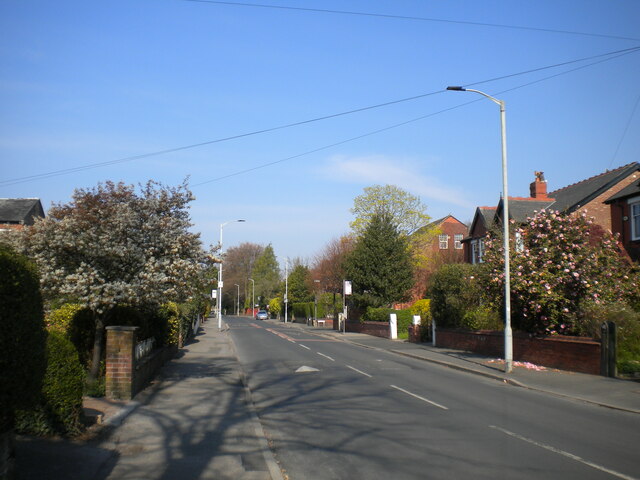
left=299, top=344, right=311, bottom=350
left=346, top=365, right=372, bottom=378
left=390, top=385, right=448, bottom=410
left=317, top=352, right=335, bottom=361
left=489, top=425, right=638, bottom=480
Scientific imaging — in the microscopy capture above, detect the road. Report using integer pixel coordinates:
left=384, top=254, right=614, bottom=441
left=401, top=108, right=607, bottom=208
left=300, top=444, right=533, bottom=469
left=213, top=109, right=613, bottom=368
left=227, top=317, right=640, bottom=480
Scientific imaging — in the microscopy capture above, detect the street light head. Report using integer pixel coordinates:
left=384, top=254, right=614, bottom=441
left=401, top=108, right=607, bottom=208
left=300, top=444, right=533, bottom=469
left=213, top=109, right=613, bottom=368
left=237, top=219, right=246, bottom=223
left=446, top=86, right=466, bottom=91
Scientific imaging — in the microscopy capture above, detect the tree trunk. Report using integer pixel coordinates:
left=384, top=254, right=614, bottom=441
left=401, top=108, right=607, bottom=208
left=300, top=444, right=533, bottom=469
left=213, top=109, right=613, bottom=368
left=88, top=313, right=105, bottom=382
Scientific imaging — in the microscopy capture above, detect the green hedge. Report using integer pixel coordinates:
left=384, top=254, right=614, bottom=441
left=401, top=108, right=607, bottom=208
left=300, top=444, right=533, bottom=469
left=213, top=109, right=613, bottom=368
left=16, top=331, right=85, bottom=436
left=428, top=263, right=483, bottom=329
left=0, top=246, right=47, bottom=431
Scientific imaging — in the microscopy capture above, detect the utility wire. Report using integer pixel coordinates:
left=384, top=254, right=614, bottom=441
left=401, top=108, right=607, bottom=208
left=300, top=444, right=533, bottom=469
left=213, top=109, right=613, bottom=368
left=192, top=49, right=640, bottom=186
left=608, top=91, right=640, bottom=169
left=2, top=46, right=639, bottom=188
left=183, top=0, right=640, bottom=42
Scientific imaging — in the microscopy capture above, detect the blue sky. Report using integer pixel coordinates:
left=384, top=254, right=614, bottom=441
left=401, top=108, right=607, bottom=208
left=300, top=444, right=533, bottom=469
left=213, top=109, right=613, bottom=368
left=2, top=0, right=639, bottom=265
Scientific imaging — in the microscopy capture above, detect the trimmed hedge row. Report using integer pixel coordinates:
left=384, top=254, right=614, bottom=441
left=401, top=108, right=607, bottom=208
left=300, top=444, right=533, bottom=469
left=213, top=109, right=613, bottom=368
left=0, top=246, right=46, bottom=432
left=15, top=331, right=85, bottom=436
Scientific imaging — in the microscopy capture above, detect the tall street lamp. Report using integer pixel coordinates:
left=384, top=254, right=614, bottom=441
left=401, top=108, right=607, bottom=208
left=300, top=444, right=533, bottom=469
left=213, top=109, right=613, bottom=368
left=218, top=219, right=245, bottom=329
left=249, top=278, right=255, bottom=318
left=446, top=86, right=512, bottom=373
left=234, top=284, right=240, bottom=316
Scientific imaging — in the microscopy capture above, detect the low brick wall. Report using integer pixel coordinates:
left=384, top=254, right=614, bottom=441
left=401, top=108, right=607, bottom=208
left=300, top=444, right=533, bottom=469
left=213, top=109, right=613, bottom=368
left=437, top=329, right=601, bottom=375
left=346, top=320, right=390, bottom=338
left=106, top=326, right=176, bottom=400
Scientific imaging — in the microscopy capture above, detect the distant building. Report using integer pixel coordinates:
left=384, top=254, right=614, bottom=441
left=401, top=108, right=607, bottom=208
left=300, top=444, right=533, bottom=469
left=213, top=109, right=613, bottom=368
left=0, top=198, right=45, bottom=231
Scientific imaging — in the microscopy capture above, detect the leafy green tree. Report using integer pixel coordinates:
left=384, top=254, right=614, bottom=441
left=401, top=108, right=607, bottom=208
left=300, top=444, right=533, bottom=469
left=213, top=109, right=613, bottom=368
left=344, top=213, right=414, bottom=308
left=253, top=244, right=280, bottom=304
left=288, top=264, right=312, bottom=304
left=350, top=184, right=430, bottom=237
left=15, top=180, right=205, bottom=381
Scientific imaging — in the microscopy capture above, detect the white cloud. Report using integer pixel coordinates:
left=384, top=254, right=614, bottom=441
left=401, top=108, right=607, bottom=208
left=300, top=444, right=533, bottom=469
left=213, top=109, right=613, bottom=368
left=321, top=154, right=473, bottom=208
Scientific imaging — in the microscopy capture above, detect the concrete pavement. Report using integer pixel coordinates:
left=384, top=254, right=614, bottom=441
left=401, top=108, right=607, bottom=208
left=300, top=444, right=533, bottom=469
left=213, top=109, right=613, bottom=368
left=275, top=319, right=640, bottom=414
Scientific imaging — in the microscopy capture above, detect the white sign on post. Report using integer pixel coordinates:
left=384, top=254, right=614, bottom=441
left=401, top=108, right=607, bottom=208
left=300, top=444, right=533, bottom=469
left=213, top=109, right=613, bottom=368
left=413, top=315, right=421, bottom=326
left=343, top=281, right=352, bottom=295
left=211, top=290, right=217, bottom=299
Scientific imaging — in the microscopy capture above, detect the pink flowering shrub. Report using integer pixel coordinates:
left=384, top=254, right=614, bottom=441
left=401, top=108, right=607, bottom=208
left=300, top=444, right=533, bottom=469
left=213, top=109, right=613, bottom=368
left=483, top=210, right=639, bottom=335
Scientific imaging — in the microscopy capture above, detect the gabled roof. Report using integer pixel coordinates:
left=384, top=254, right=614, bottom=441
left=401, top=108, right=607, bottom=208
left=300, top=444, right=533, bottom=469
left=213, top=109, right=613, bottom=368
left=0, top=198, right=45, bottom=224
left=464, top=206, right=497, bottom=241
left=605, top=178, right=640, bottom=203
left=425, top=214, right=466, bottom=228
left=548, top=162, right=640, bottom=212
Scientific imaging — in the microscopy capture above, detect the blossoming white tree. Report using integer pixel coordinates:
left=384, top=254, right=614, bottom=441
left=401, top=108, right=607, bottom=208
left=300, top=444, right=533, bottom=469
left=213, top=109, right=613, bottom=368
left=17, top=180, right=206, bottom=381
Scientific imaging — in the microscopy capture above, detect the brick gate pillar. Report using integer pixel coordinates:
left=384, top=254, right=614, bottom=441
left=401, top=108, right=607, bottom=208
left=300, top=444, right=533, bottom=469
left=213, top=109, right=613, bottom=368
left=105, top=326, right=138, bottom=400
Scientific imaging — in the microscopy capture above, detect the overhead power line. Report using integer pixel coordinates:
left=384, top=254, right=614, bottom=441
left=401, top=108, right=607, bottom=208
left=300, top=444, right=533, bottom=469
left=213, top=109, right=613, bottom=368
left=183, top=0, right=640, bottom=42
left=192, top=48, right=640, bottom=186
left=2, top=46, right=639, bottom=188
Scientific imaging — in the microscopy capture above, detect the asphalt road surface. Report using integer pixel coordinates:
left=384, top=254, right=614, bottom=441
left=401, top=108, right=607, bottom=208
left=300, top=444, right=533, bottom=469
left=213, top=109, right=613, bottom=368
left=227, top=317, right=640, bottom=480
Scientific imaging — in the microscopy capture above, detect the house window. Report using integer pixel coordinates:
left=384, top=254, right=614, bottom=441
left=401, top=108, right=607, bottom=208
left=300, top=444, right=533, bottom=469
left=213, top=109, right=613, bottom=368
left=632, top=201, right=640, bottom=241
left=471, top=239, right=485, bottom=264
left=439, top=234, right=449, bottom=249
left=454, top=234, right=463, bottom=249
left=515, top=231, right=524, bottom=253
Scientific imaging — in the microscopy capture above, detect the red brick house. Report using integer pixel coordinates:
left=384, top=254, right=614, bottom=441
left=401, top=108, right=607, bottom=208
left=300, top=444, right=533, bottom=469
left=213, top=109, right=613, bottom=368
left=605, top=175, right=640, bottom=262
left=428, top=214, right=468, bottom=262
left=397, top=215, right=468, bottom=307
left=0, top=198, right=45, bottom=232
left=464, top=162, right=640, bottom=263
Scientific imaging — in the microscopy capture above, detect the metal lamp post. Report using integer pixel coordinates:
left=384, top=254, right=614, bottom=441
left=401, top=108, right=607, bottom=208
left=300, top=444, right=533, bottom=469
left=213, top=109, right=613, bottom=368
left=446, top=86, right=513, bottom=373
left=234, top=284, right=240, bottom=316
left=249, top=278, right=255, bottom=318
left=284, top=258, right=289, bottom=323
left=217, top=220, right=245, bottom=329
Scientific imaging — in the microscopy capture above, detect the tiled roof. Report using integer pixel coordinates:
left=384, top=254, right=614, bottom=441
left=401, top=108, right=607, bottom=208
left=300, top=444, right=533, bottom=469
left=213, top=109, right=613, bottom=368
left=506, top=199, right=555, bottom=223
left=0, top=198, right=43, bottom=223
left=548, top=162, right=640, bottom=212
left=605, top=178, right=640, bottom=203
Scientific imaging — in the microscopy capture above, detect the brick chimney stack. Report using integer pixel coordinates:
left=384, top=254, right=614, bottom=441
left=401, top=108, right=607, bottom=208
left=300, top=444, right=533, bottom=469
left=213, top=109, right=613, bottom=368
left=530, top=171, right=548, bottom=199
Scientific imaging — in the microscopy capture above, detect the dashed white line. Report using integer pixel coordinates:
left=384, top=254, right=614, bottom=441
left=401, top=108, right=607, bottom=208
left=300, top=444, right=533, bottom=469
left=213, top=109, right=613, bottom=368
left=346, top=365, right=372, bottom=378
left=390, top=385, right=448, bottom=410
left=489, top=425, right=638, bottom=480
left=317, top=352, right=335, bottom=361
left=299, top=344, right=311, bottom=350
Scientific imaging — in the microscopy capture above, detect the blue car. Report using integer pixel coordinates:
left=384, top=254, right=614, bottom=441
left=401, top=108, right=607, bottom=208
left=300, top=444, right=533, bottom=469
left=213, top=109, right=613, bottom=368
left=255, top=310, right=269, bottom=321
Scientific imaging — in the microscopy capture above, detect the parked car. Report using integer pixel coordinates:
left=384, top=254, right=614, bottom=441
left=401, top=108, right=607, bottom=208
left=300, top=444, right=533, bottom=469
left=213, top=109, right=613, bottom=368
left=255, top=310, right=269, bottom=321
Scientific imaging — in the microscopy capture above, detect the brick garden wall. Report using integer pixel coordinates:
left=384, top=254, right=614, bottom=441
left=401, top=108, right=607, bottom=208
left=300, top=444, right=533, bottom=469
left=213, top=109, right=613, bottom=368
left=106, top=326, right=176, bottom=400
left=346, top=320, right=389, bottom=338
left=436, top=329, right=601, bottom=375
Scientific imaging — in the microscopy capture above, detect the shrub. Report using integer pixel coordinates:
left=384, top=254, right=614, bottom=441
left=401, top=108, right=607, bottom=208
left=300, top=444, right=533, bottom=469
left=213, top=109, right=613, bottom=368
left=428, top=263, right=483, bottom=329
left=15, top=331, right=85, bottom=436
left=269, top=297, right=282, bottom=318
left=47, top=303, right=94, bottom=366
left=411, top=299, right=432, bottom=323
left=461, top=306, right=503, bottom=331
left=0, top=246, right=47, bottom=431
left=572, top=301, right=640, bottom=374
left=292, top=302, right=312, bottom=320
left=483, top=210, right=639, bottom=335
